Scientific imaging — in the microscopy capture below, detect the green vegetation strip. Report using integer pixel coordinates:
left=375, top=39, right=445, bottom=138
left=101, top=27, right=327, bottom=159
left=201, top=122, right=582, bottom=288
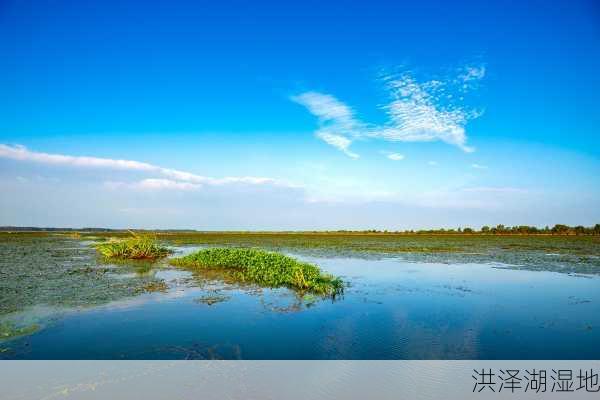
left=0, top=321, right=39, bottom=341
left=95, top=233, right=172, bottom=260
left=170, top=248, right=343, bottom=296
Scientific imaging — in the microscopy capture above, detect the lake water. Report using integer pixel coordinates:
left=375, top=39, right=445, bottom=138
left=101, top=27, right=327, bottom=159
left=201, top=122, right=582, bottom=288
left=1, top=239, right=599, bottom=359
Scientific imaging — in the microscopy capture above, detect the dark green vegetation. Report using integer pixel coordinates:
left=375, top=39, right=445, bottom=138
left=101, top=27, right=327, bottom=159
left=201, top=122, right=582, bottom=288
left=95, top=233, right=172, bottom=260
left=170, top=248, right=344, bottom=296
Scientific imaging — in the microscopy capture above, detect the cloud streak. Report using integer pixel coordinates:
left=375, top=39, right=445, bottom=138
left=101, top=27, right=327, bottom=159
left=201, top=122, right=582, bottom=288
left=459, top=65, right=486, bottom=83
left=316, top=132, right=359, bottom=159
left=381, top=152, right=404, bottom=161
left=105, top=179, right=203, bottom=191
left=374, top=73, right=478, bottom=152
left=0, top=144, right=286, bottom=190
left=292, top=65, right=484, bottom=157
left=291, top=92, right=362, bottom=158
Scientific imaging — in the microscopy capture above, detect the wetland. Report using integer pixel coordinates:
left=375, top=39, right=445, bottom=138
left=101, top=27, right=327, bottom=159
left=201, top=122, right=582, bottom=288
left=1, top=231, right=599, bottom=359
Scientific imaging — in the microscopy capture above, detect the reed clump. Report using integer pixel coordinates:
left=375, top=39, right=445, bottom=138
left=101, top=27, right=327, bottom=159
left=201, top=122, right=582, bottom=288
left=95, top=232, right=172, bottom=260
left=170, top=248, right=343, bottom=296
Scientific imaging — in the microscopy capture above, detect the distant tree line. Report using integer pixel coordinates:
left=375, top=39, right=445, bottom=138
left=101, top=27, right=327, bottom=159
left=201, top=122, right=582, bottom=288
left=326, top=224, right=600, bottom=235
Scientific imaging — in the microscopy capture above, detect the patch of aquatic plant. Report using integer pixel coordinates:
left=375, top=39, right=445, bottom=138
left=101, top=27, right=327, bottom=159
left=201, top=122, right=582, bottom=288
left=195, top=292, right=231, bottom=306
left=301, top=293, right=319, bottom=306
left=95, top=232, right=172, bottom=260
left=0, top=235, right=169, bottom=315
left=102, top=257, right=157, bottom=275
left=139, top=281, right=169, bottom=293
left=0, top=321, right=39, bottom=341
left=170, top=248, right=344, bottom=296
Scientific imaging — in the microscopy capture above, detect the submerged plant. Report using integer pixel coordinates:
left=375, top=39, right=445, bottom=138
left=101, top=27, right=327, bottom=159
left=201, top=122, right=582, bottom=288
left=170, top=248, right=343, bottom=296
left=0, top=321, right=39, bottom=341
left=95, top=231, right=172, bottom=260
left=139, top=281, right=169, bottom=293
left=195, top=292, right=231, bottom=306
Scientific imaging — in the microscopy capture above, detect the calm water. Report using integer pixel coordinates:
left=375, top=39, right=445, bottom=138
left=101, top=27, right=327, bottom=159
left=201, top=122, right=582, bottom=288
left=1, top=243, right=599, bottom=359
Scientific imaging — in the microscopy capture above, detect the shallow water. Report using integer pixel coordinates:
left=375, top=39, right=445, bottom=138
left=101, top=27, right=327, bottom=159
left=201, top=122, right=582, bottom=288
left=1, top=238, right=599, bottom=359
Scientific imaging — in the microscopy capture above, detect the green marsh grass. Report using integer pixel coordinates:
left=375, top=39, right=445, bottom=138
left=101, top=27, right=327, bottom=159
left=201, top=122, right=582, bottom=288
left=170, top=248, right=343, bottom=296
left=95, top=232, right=172, bottom=260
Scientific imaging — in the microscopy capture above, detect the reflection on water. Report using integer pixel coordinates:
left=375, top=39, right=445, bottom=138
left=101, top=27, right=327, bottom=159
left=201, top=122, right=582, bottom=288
left=2, top=249, right=600, bottom=359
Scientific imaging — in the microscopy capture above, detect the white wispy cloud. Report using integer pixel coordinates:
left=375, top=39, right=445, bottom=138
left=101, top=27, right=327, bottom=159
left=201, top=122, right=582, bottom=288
left=316, top=132, right=359, bottom=159
left=292, top=66, right=484, bottom=157
left=385, top=152, right=405, bottom=161
left=456, top=65, right=486, bottom=93
left=105, top=179, right=202, bottom=191
left=291, top=92, right=362, bottom=158
left=459, top=65, right=486, bottom=83
left=471, top=163, right=488, bottom=169
left=0, top=144, right=157, bottom=171
left=291, top=92, right=357, bottom=127
left=374, top=72, right=478, bottom=152
left=0, top=144, right=286, bottom=190
left=461, top=186, right=526, bottom=194
left=428, top=161, right=438, bottom=166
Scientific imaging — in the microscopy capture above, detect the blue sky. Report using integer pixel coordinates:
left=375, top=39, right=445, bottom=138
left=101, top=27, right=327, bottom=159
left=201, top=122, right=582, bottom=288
left=0, top=0, right=599, bottom=229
